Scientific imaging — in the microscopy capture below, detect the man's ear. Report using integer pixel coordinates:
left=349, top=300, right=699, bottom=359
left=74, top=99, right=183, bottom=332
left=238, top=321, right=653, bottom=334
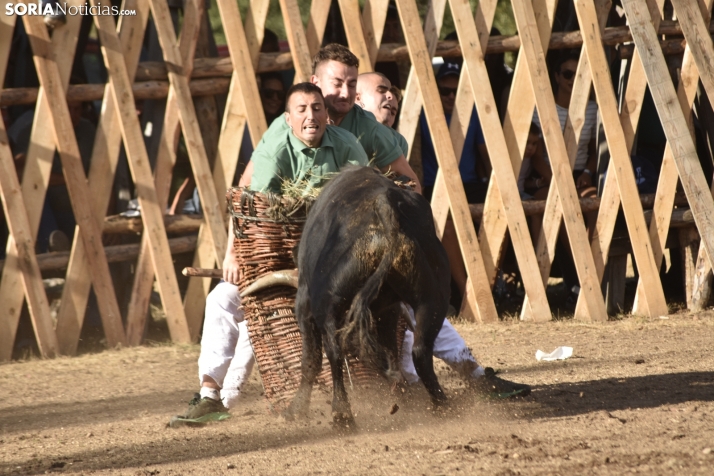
left=310, top=75, right=319, bottom=85
left=284, top=111, right=292, bottom=129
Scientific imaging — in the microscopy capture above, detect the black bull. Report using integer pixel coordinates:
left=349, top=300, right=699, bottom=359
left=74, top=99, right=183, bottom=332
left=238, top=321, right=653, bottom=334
left=244, top=167, right=451, bottom=424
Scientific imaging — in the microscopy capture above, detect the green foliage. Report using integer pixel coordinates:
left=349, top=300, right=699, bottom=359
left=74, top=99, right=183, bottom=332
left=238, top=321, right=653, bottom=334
left=207, top=0, right=314, bottom=45
left=208, top=0, right=516, bottom=43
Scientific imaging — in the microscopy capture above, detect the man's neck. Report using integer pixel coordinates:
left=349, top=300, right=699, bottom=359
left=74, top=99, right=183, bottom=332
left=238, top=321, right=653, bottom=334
left=555, top=89, right=570, bottom=109
left=291, top=130, right=322, bottom=148
left=328, top=108, right=350, bottom=126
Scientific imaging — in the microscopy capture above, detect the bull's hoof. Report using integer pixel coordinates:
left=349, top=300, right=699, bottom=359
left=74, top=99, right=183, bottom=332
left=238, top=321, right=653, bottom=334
left=430, top=389, right=448, bottom=405
left=331, top=411, right=356, bottom=430
left=282, top=403, right=309, bottom=421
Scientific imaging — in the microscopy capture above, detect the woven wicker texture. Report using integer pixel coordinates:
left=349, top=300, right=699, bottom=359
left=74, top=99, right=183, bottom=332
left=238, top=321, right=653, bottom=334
left=228, top=188, right=406, bottom=413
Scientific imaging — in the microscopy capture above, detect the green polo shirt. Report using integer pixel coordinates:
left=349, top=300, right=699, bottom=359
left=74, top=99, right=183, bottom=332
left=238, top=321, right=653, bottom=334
left=256, top=106, right=404, bottom=169
left=250, top=124, right=369, bottom=194
left=391, top=127, right=409, bottom=157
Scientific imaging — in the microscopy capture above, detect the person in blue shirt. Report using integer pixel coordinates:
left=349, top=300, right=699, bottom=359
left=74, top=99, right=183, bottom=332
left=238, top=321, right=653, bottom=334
left=419, top=60, right=491, bottom=310
left=419, top=60, right=491, bottom=204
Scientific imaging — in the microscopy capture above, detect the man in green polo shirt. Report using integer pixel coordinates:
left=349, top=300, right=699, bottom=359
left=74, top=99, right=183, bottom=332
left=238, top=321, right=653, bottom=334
left=250, top=82, right=368, bottom=193
left=171, top=83, right=369, bottom=426
left=356, top=71, right=409, bottom=156
left=240, top=44, right=420, bottom=193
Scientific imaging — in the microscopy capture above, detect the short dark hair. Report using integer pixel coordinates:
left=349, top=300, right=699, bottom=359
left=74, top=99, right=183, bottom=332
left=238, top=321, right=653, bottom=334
left=529, top=122, right=541, bottom=137
left=261, top=29, right=280, bottom=53
left=312, top=43, right=359, bottom=74
left=555, top=50, right=581, bottom=73
left=285, top=82, right=325, bottom=111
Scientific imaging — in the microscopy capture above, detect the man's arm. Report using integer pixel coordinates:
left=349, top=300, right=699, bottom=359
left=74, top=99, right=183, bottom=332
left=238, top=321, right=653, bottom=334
left=223, top=219, right=240, bottom=284
left=239, top=160, right=254, bottom=188
left=379, top=154, right=422, bottom=194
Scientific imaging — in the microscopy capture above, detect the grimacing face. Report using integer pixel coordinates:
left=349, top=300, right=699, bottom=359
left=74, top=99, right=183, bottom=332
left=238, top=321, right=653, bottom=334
left=285, top=91, right=328, bottom=147
left=311, top=60, right=358, bottom=119
left=356, top=73, right=392, bottom=125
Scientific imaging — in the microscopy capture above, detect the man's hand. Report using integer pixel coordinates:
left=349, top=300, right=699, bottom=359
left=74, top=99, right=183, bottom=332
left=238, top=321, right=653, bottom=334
left=380, top=155, right=422, bottom=194
left=576, top=171, right=592, bottom=189
left=222, top=247, right=241, bottom=284
left=223, top=221, right=241, bottom=284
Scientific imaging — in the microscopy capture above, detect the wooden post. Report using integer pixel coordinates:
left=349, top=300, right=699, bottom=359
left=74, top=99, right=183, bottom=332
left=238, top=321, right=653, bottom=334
left=125, top=0, right=207, bottom=345
left=429, top=0, right=498, bottom=321
left=362, top=0, right=391, bottom=68
left=279, top=0, right=313, bottom=83
left=395, top=0, right=498, bottom=323
left=90, top=1, right=190, bottom=343
left=668, top=0, right=714, bottom=309
left=0, top=3, right=81, bottom=360
left=572, top=0, right=668, bottom=317
left=396, top=0, right=447, bottom=157
left=337, top=0, right=373, bottom=73
left=511, top=0, right=608, bottom=321
left=521, top=0, right=609, bottom=321
left=620, top=0, right=714, bottom=292
left=55, top=0, right=151, bottom=355
left=631, top=0, right=711, bottom=314
left=0, top=9, right=57, bottom=359
left=448, top=0, right=551, bottom=321
left=471, top=0, right=558, bottom=294
left=306, top=0, right=333, bottom=56
left=22, top=12, right=127, bottom=346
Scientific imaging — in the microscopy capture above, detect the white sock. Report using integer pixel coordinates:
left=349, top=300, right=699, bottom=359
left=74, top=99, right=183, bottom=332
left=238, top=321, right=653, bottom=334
left=200, top=387, right=221, bottom=401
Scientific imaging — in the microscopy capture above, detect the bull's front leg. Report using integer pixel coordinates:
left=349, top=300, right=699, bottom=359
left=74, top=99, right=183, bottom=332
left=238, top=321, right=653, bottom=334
left=412, top=304, right=447, bottom=405
left=283, top=289, right=321, bottom=420
left=323, top=323, right=355, bottom=427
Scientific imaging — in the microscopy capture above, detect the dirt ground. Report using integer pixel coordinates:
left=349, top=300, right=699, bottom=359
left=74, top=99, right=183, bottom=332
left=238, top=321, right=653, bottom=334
left=1, top=310, right=713, bottom=475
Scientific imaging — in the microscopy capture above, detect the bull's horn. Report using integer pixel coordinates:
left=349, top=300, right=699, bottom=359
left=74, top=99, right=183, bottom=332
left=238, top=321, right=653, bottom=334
left=240, top=269, right=299, bottom=297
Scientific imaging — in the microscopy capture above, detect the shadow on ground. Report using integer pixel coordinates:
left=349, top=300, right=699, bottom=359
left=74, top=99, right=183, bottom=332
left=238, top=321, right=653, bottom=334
left=528, top=371, right=714, bottom=418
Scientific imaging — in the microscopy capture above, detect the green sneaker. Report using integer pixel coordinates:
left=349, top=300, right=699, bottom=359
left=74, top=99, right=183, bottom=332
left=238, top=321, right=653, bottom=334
left=472, top=368, right=531, bottom=398
left=169, top=393, right=230, bottom=428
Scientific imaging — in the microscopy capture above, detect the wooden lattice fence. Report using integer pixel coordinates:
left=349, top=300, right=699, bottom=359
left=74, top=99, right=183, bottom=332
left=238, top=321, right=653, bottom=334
left=1, top=0, right=714, bottom=360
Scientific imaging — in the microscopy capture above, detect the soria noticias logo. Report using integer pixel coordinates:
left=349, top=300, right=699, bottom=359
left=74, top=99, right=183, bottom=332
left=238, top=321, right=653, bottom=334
left=5, top=2, right=136, bottom=16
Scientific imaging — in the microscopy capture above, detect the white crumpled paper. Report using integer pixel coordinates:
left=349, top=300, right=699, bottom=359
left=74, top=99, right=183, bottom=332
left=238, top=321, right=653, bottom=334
left=535, top=346, right=573, bottom=361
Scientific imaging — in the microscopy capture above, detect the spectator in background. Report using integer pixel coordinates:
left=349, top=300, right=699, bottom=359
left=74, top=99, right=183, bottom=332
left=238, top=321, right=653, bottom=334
left=259, top=72, right=287, bottom=125
left=530, top=52, right=598, bottom=198
left=172, top=30, right=286, bottom=215
left=7, top=98, right=95, bottom=253
left=375, top=2, right=405, bottom=89
left=419, top=60, right=491, bottom=310
left=530, top=51, right=598, bottom=305
left=444, top=28, right=513, bottom=120
left=420, top=60, right=490, bottom=203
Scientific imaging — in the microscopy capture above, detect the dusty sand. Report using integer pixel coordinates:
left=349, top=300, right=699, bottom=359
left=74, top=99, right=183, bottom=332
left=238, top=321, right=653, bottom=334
left=1, top=310, right=713, bottom=475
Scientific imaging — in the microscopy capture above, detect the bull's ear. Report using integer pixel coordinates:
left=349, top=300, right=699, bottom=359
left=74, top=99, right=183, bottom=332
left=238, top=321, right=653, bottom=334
left=291, top=244, right=300, bottom=266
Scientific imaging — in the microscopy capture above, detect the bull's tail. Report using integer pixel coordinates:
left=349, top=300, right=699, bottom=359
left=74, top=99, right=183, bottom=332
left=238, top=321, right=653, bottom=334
left=340, top=195, right=399, bottom=368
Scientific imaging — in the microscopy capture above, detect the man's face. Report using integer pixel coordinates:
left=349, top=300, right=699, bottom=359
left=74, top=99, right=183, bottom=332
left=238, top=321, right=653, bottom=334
left=437, top=74, right=459, bottom=115
left=555, top=59, right=578, bottom=97
left=311, top=60, right=358, bottom=119
left=285, top=91, right=327, bottom=147
left=524, top=132, right=540, bottom=159
left=356, top=73, right=392, bottom=126
left=261, top=77, right=286, bottom=118
left=385, top=88, right=400, bottom=128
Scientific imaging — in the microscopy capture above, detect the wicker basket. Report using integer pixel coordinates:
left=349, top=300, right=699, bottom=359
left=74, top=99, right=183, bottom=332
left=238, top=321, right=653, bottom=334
left=228, top=188, right=406, bottom=414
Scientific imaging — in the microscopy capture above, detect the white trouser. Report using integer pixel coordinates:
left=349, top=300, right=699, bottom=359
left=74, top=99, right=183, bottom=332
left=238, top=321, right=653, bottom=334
left=400, top=308, right=485, bottom=384
left=197, top=282, right=255, bottom=409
